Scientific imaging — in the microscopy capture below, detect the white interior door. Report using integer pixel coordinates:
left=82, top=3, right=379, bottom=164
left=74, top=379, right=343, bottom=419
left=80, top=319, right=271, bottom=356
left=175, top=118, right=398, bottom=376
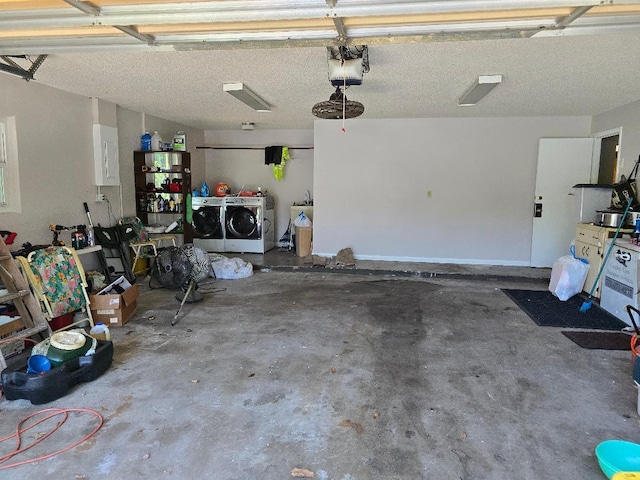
left=531, top=138, right=595, bottom=267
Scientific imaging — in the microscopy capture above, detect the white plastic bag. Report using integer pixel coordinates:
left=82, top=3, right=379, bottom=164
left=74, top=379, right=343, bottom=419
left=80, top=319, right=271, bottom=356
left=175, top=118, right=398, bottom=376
left=548, top=255, right=590, bottom=301
left=294, top=212, right=312, bottom=227
left=210, top=255, right=253, bottom=279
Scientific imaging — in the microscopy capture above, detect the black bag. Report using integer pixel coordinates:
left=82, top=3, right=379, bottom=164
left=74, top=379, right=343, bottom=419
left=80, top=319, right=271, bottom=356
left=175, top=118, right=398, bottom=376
left=611, top=156, right=640, bottom=209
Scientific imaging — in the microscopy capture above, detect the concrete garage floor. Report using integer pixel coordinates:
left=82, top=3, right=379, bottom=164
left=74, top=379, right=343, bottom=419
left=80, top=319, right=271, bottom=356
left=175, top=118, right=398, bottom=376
left=1, top=254, right=639, bottom=479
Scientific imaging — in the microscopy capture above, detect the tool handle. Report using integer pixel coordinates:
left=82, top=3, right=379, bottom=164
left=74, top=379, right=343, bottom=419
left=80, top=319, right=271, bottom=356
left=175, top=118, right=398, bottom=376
left=83, top=202, right=94, bottom=228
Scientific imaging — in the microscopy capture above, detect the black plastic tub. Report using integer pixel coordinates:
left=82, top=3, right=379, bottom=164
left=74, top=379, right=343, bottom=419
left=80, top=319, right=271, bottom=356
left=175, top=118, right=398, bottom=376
left=1, top=340, right=113, bottom=405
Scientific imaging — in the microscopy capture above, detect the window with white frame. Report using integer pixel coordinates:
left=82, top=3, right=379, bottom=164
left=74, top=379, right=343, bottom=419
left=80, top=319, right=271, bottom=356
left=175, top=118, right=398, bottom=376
left=0, top=117, right=21, bottom=212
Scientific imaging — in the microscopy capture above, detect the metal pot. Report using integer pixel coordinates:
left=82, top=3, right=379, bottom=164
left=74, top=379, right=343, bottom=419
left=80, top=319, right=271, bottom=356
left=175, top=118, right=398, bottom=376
left=597, top=210, right=627, bottom=227
left=628, top=211, right=640, bottom=227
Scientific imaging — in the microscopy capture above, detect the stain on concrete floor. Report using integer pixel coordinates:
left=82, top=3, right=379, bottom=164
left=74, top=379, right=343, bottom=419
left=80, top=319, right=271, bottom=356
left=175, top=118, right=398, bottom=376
left=1, top=271, right=637, bottom=479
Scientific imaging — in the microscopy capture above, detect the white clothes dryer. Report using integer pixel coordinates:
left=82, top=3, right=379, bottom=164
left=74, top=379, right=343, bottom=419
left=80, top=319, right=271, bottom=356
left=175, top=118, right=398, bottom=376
left=224, top=196, right=275, bottom=253
left=192, top=196, right=225, bottom=252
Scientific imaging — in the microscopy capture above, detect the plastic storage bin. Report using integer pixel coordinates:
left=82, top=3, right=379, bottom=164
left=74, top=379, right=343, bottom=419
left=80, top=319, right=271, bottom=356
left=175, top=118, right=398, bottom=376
left=1, top=340, right=113, bottom=404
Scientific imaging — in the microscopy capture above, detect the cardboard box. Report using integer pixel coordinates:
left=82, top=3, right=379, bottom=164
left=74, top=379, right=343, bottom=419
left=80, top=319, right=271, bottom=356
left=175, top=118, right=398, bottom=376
left=90, top=277, right=139, bottom=327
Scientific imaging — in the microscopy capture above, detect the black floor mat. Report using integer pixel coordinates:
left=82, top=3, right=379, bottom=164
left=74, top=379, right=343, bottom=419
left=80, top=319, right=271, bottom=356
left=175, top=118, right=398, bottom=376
left=502, top=289, right=628, bottom=330
left=561, top=331, right=632, bottom=350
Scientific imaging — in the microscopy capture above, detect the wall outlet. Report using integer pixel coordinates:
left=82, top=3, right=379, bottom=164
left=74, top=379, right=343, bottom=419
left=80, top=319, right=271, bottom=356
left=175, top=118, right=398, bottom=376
left=95, top=193, right=106, bottom=202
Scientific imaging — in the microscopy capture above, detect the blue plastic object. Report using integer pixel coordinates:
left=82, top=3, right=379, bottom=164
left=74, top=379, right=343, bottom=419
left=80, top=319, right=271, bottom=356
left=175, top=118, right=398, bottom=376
left=200, top=181, right=210, bottom=197
left=140, top=132, right=152, bottom=151
left=596, top=440, right=640, bottom=479
left=27, top=354, right=51, bottom=374
left=2, top=341, right=113, bottom=405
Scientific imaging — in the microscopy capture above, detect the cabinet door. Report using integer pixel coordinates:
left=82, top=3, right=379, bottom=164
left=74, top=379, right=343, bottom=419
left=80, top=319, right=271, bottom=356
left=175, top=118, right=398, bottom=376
left=576, top=224, right=603, bottom=245
left=576, top=240, right=604, bottom=297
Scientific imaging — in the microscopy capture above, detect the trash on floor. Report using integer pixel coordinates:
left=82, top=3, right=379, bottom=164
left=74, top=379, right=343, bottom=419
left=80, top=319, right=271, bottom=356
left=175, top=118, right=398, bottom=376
left=291, top=467, right=315, bottom=478
left=334, top=248, right=356, bottom=267
left=548, top=253, right=589, bottom=301
left=209, top=254, right=253, bottom=279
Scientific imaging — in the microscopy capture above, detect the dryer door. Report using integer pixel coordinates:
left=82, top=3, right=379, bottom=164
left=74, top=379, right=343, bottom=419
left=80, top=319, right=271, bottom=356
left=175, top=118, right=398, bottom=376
left=227, top=207, right=258, bottom=239
left=193, top=207, right=222, bottom=238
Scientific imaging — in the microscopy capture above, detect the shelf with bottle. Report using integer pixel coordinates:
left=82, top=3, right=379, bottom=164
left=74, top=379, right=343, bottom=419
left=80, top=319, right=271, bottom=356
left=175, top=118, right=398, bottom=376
left=133, top=150, right=192, bottom=242
left=137, top=192, right=184, bottom=214
left=135, top=167, right=186, bottom=174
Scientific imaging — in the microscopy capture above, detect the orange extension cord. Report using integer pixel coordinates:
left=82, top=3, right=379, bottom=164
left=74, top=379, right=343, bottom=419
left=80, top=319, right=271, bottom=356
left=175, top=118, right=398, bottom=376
left=0, top=408, right=103, bottom=469
left=0, top=338, right=103, bottom=469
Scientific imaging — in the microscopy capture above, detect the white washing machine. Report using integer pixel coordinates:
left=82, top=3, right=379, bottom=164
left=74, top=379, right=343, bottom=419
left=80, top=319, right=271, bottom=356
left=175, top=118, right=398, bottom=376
left=224, top=196, right=275, bottom=253
left=192, top=196, right=225, bottom=252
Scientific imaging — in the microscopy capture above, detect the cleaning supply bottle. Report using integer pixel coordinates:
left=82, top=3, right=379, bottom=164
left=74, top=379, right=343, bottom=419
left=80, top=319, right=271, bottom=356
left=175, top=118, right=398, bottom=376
left=173, top=131, right=186, bottom=151
left=141, top=132, right=152, bottom=151
left=634, top=219, right=640, bottom=245
left=200, top=181, right=210, bottom=197
left=151, top=131, right=163, bottom=151
left=86, top=224, right=95, bottom=247
left=90, top=322, right=111, bottom=341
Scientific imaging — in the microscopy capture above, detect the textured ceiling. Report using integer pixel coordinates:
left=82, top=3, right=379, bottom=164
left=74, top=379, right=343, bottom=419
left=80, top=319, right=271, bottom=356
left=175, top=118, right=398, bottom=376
left=23, top=32, right=640, bottom=131
left=2, top=1, right=640, bottom=131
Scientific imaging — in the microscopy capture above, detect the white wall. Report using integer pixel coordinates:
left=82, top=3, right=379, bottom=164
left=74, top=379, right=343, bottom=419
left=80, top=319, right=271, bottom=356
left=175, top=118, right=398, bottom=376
left=203, top=130, right=313, bottom=241
left=0, top=73, right=203, bottom=253
left=592, top=99, right=640, bottom=178
left=314, top=117, right=591, bottom=265
left=0, top=73, right=99, bottom=247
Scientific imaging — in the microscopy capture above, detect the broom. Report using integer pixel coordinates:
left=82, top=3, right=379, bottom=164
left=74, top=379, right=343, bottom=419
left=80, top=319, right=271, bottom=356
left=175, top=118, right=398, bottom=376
left=580, top=197, right=634, bottom=312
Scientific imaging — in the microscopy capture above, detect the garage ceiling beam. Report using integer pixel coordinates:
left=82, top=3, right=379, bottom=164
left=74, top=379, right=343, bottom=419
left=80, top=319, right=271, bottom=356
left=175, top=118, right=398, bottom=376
left=62, top=0, right=101, bottom=18
left=556, top=5, right=593, bottom=27
left=1, top=1, right=634, bottom=29
left=113, top=25, right=157, bottom=46
left=1, top=1, right=639, bottom=54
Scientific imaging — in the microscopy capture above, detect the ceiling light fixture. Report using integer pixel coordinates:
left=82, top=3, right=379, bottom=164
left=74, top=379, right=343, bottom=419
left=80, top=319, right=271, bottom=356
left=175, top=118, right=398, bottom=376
left=223, top=83, right=271, bottom=112
left=457, top=74, right=503, bottom=106
left=241, top=122, right=255, bottom=131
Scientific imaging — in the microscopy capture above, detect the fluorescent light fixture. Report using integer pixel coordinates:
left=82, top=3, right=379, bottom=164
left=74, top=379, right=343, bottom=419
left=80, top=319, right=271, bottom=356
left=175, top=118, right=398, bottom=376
left=241, top=122, right=255, bottom=131
left=223, top=83, right=271, bottom=112
left=457, top=74, right=503, bottom=106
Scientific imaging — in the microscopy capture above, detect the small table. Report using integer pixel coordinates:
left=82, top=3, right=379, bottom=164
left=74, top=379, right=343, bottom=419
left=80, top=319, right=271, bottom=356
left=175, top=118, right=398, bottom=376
left=75, top=245, right=112, bottom=283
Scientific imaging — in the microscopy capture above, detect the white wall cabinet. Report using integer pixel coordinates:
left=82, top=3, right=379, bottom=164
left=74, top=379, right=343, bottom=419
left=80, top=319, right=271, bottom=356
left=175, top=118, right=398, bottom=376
left=93, top=124, right=119, bottom=186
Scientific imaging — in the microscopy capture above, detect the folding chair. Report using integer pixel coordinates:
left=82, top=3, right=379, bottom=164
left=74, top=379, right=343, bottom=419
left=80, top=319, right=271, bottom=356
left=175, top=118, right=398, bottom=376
left=16, top=246, right=95, bottom=332
left=94, top=223, right=137, bottom=284
left=120, top=216, right=176, bottom=277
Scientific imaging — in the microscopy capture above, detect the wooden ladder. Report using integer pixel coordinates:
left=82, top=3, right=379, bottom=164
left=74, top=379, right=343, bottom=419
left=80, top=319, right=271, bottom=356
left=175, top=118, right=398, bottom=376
left=0, top=237, right=50, bottom=369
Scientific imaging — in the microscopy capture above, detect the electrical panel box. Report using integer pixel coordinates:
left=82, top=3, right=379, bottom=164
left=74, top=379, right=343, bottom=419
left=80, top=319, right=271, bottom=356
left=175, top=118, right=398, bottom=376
left=93, top=124, right=119, bottom=186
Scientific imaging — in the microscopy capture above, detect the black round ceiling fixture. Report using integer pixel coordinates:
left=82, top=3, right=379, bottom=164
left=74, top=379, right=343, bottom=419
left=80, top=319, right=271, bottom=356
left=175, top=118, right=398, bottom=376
left=312, top=86, right=364, bottom=120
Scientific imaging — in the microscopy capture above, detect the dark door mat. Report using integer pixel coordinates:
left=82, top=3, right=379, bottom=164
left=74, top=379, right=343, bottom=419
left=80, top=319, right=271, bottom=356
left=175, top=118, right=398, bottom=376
left=561, top=331, right=632, bottom=350
left=502, top=289, right=628, bottom=330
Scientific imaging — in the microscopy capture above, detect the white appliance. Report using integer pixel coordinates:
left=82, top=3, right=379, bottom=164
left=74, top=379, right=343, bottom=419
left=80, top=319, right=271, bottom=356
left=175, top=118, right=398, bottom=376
left=600, top=238, right=640, bottom=325
left=192, top=196, right=225, bottom=252
left=572, top=184, right=612, bottom=223
left=224, top=196, right=275, bottom=253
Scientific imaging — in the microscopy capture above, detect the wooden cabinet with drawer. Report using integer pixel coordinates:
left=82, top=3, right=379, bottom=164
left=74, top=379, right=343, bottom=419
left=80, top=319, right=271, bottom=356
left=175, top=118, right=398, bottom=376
left=575, top=223, right=632, bottom=299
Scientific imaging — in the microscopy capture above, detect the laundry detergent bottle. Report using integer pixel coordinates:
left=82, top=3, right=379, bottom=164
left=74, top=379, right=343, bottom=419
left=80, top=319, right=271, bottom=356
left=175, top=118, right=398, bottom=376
left=151, top=131, right=163, bottom=151
left=141, top=132, right=152, bottom=151
left=200, top=181, right=210, bottom=197
left=89, top=322, right=111, bottom=341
